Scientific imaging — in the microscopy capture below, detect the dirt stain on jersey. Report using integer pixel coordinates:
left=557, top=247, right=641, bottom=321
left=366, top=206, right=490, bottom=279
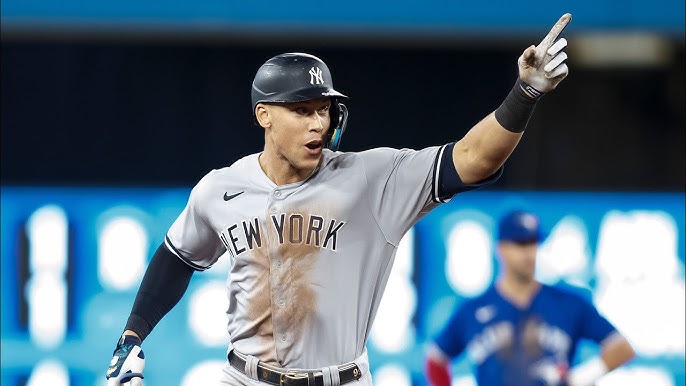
left=243, top=244, right=278, bottom=363
left=268, top=208, right=322, bottom=344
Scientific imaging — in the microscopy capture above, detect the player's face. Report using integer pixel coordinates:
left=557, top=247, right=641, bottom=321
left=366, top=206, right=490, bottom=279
left=260, top=98, right=332, bottom=179
left=498, top=241, right=538, bottom=282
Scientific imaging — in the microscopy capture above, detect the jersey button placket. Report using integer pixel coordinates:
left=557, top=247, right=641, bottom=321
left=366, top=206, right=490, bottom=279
left=270, top=188, right=291, bottom=351
left=269, top=190, right=278, bottom=212
left=270, top=188, right=287, bottom=213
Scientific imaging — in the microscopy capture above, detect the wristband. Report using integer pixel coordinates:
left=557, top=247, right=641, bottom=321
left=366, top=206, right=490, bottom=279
left=494, top=78, right=539, bottom=133
left=567, top=357, right=609, bottom=386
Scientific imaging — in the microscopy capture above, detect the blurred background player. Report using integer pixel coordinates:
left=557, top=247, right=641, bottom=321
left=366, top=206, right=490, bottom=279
left=424, top=209, right=636, bottom=386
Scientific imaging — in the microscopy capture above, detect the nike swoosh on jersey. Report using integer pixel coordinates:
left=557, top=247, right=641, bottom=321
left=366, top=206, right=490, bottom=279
left=223, top=191, right=245, bottom=201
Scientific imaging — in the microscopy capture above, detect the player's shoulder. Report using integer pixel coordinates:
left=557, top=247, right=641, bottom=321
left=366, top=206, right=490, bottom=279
left=190, top=153, right=260, bottom=197
left=541, top=281, right=594, bottom=305
left=357, top=146, right=415, bottom=160
left=213, top=153, right=260, bottom=176
left=323, top=147, right=396, bottom=161
left=327, top=146, right=440, bottom=169
left=455, top=286, right=498, bottom=313
left=320, top=148, right=394, bottom=169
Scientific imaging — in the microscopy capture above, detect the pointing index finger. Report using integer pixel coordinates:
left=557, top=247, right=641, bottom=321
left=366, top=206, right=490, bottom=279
left=538, top=13, right=572, bottom=50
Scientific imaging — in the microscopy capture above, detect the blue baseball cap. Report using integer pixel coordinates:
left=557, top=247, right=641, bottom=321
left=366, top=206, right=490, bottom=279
left=497, top=210, right=546, bottom=243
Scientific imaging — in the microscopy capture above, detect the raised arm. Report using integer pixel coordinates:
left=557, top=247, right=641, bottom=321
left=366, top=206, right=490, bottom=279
left=453, top=13, right=572, bottom=184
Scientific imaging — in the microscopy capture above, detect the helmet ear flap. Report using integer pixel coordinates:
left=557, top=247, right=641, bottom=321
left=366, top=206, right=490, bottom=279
left=326, top=102, right=348, bottom=151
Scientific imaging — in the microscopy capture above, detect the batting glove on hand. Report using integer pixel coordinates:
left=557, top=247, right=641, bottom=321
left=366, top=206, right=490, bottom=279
left=518, top=13, right=572, bottom=98
left=106, top=334, right=145, bottom=386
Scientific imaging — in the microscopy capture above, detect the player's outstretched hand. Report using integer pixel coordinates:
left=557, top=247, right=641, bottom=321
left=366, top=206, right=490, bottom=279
left=106, top=334, right=145, bottom=386
left=518, top=13, right=572, bottom=98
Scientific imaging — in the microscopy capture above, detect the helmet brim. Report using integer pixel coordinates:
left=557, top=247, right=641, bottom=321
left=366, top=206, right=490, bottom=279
left=253, top=86, right=347, bottom=107
left=285, top=86, right=348, bottom=101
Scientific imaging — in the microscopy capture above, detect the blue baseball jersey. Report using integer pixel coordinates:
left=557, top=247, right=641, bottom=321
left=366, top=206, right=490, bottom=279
left=434, top=283, right=616, bottom=386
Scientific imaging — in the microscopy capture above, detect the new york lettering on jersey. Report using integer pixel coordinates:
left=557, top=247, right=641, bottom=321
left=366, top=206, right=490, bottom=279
left=219, top=213, right=346, bottom=257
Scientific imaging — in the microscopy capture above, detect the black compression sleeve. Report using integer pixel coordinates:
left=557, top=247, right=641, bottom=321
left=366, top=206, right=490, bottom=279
left=124, top=243, right=195, bottom=341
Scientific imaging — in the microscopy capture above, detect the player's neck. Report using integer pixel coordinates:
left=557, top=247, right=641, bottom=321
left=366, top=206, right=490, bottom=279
left=258, top=151, right=317, bottom=186
left=496, top=276, right=541, bottom=308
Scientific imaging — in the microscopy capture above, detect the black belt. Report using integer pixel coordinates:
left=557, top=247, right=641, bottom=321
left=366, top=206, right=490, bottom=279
left=228, top=350, right=362, bottom=386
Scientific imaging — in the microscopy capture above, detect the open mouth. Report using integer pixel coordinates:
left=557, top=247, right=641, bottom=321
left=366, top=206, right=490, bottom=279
left=305, top=140, right=323, bottom=152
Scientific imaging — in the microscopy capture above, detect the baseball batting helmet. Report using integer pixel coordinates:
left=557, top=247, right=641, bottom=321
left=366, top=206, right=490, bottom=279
left=251, top=52, right=349, bottom=151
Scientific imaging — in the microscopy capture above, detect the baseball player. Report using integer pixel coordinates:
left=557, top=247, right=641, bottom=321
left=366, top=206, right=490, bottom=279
left=424, top=210, right=636, bottom=386
left=106, top=14, right=574, bottom=386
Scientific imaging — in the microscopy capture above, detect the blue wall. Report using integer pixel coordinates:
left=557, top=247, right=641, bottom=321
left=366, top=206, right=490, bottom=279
left=2, top=0, right=684, bottom=36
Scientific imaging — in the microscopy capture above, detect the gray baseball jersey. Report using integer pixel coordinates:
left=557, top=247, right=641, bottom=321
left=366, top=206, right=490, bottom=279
left=165, top=144, right=469, bottom=368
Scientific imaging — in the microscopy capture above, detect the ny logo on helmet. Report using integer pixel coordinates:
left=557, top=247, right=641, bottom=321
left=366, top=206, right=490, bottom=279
left=309, top=67, right=324, bottom=85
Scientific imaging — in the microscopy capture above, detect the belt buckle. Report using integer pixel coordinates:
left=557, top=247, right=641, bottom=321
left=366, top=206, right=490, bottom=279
left=280, top=371, right=308, bottom=386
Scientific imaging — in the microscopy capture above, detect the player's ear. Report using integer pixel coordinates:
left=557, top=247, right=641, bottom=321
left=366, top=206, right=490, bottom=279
left=255, top=104, right=271, bottom=128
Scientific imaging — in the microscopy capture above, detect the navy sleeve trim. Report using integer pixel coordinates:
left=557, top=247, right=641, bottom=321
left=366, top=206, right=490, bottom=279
left=435, top=142, right=504, bottom=202
left=430, top=144, right=449, bottom=203
left=164, top=235, right=212, bottom=271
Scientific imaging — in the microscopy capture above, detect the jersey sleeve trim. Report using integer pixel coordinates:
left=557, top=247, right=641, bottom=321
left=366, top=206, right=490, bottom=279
left=164, top=235, right=213, bottom=271
left=435, top=142, right=503, bottom=202
left=431, top=144, right=450, bottom=203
